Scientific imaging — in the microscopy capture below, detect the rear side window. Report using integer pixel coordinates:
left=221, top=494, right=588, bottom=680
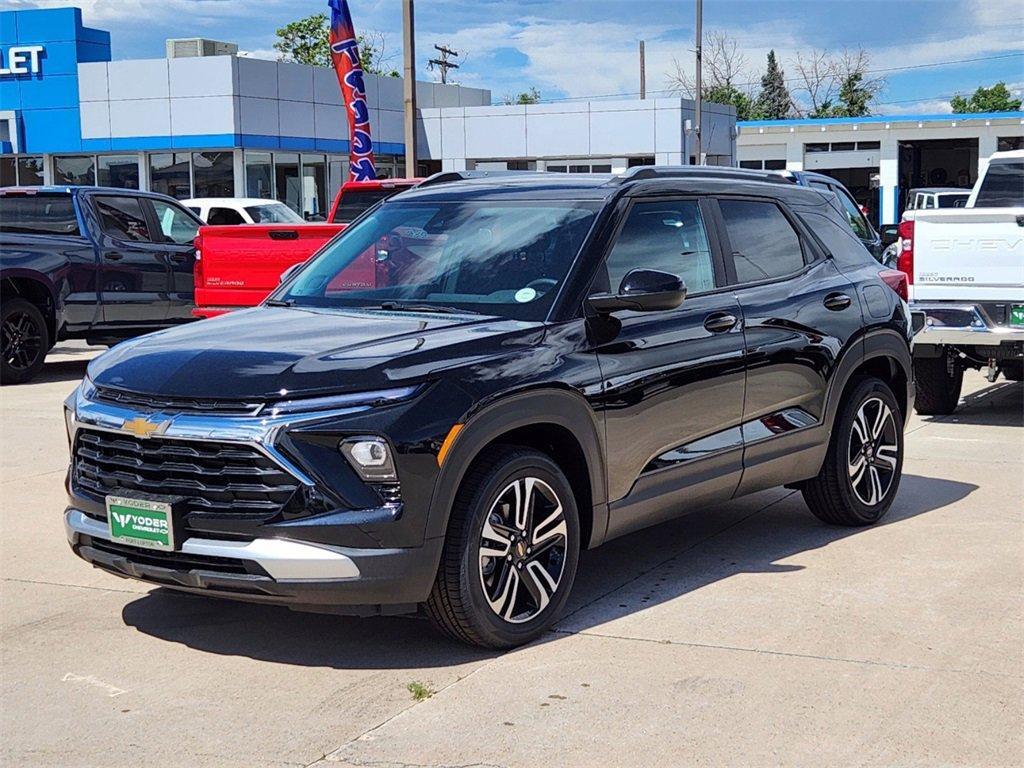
left=974, top=162, right=1024, bottom=207
left=718, top=199, right=804, bottom=283
left=832, top=187, right=871, bottom=240
left=332, top=188, right=401, bottom=223
left=0, top=195, right=80, bottom=236
left=208, top=207, right=246, bottom=225
left=798, top=211, right=871, bottom=266
left=95, top=196, right=152, bottom=242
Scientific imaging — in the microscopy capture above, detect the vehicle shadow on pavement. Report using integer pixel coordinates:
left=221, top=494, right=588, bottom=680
left=120, top=473, right=975, bottom=667
left=31, top=358, right=90, bottom=386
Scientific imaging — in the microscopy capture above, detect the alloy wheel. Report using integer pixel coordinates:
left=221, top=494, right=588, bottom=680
left=2, top=311, right=43, bottom=372
left=478, top=477, right=568, bottom=624
left=848, top=396, right=899, bottom=506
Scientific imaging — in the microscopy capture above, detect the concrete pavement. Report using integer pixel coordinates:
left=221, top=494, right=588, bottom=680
left=1, top=342, right=1021, bottom=767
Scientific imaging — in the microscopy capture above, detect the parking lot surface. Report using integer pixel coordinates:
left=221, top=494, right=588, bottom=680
left=2, top=342, right=1021, bottom=767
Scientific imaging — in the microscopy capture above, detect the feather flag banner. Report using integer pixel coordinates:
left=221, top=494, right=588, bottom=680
left=328, top=0, right=377, bottom=181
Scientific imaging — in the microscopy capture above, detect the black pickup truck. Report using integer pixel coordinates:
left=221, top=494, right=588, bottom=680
left=1, top=186, right=204, bottom=383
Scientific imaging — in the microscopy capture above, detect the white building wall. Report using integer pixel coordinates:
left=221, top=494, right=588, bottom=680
left=737, top=114, right=1024, bottom=223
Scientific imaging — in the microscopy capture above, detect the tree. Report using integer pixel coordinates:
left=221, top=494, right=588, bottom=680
left=273, top=13, right=399, bottom=76
left=752, top=50, right=791, bottom=120
left=790, top=47, right=883, bottom=118
left=503, top=87, right=541, bottom=105
left=950, top=82, right=1022, bottom=113
left=667, top=32, right=756, bottom=120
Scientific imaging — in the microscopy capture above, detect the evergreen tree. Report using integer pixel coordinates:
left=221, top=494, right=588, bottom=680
left=753, top=50, right=791, bottom=119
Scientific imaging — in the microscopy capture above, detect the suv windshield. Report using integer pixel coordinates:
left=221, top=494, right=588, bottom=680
left=282, top=200, right=600, bottom=320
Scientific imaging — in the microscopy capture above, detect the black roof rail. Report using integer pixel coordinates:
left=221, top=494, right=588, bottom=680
left=607, top=165, right=795, bottom=186
left=416, top=169, right=539, bottom=188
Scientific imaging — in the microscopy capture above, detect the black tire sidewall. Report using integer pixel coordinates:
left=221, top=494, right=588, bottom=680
left=1, top=299, right=49, bottom=385
left=455, top=449, right=580, bottom=647
left=833, top=378, right=904, bottom=523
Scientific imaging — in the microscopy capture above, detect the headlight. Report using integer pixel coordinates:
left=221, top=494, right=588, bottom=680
left=339, top=437, right=398, bottom=483
left=266, top=385, right=421, bottom=416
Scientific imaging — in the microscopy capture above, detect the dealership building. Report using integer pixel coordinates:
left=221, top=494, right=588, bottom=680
left=0, top=6, right=736, bottom=218
left=737, top=111, right=1023, bottom=226
left=4, top=5, right=1018, bottom=224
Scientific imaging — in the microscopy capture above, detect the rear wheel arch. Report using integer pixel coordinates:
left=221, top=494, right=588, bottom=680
left=426, top=388, right=607, bottom=549
left=825, top=329, right=912, bottom=429
left=2, top=275, right=58, bottom=348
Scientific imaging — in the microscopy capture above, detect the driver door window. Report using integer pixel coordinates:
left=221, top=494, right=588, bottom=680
left=151, top=200, right=200, bottom=245
left=597, top=200, right=716, bottom=296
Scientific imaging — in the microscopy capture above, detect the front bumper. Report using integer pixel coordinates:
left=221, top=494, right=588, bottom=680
left=65, top=508, right=443, bottom=611
left=911, top=303, right=1024, bottom=348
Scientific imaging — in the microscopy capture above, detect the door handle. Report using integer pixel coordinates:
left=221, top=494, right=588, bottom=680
left=167, top=252, right=189, bottom=262
left=104, top=252, right=124, bottom=261
left=704, top=312, right=738, bottom=333
left=823, top=292, right=852, bottom=311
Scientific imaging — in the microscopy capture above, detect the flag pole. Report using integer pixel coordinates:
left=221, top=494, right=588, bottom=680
left=403, top=0, right=417, bottom=177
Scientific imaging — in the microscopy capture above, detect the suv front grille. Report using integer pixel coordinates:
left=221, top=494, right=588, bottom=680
left=73, top=429, right=300, bottom=520
left=93, top=385, right=263, bottom=416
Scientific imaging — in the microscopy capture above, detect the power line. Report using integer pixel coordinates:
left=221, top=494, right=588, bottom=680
left=490, top=51, right=1024, bottom=105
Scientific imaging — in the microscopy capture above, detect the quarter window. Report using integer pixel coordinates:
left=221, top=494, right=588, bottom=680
left=95, top=196, right=152, bottom=242
left=207, top=206, right=246, bottom=225
left=718, top=199, right=804, bottom=283
left=833, top=188, right=871, bottom=240
left=599, top=200, right=716, bottom=295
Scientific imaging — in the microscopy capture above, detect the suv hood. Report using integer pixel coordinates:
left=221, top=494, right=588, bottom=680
left=88, top=307, right=543, bottom=401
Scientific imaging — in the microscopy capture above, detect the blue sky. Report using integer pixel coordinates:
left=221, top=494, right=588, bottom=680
left=5, top=0, right=1023, bottom=114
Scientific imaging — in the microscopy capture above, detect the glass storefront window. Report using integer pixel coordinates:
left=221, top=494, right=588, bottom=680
left=275, top=153, right=300, bottom=214
left=300, top=153, right=326, bottom=220
left=17, top=156, right=44, bottom=185
left=328, top=156, right=345, bottom=200
left=54, top=155, right=96, bottom=186
left=1, top=157, right=15, bottom=186
left=98, top=155, right=140, bottom=189
left=193, top=151, right=234, bottom=198
left=150, top=153, right=192, bottom=199
left=245, top=152, right=273, bottom=198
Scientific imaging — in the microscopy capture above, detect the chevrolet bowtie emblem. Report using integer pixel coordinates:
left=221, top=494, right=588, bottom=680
left=121, top=416, right=170, bottom=439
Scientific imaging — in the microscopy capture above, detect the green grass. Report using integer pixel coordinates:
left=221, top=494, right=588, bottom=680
left=406, top=681, right=434, bottom=701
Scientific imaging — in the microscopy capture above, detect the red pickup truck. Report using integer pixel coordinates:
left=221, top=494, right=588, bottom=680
left=193, top=178, right=419, bottom=318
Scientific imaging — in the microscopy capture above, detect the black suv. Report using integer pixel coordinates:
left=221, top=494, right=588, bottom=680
left=64, top=168, right=913, bottom=648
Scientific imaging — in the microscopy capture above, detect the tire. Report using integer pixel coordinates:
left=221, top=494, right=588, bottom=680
left=425, top=445, right=580, bottom=649
left=1001, top=362, right=1023, bottom=382
left=913, top=355, right=963, bottom=415
left=1, top=298, right=49, bottom=385
left=802, top=377, right=904, bottom=527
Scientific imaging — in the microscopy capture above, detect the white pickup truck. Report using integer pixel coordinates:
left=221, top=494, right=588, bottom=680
left=899, top=150, right=1024, bottom=414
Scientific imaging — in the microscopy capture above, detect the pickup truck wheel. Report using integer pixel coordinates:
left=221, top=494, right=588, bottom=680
left=802, top=377, right=903, bottom=527
left=1, top=299, right=49, bottom=385
left=1001, top=362, right=1023, bottom=382
left=425, top=445, right=580, bottom=649
left=913, top=355, right=963, bottom=415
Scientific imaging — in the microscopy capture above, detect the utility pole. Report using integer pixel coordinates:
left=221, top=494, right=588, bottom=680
left=402, top=0, right=417, bottom=176
left=428, top=44, right=460, bottom=85
left=693, top=0, right=703, bottom=164
left=639, top=40, right=646, bottom=99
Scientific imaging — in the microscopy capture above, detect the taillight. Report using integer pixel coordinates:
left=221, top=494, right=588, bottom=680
left=896, top=219, right=914, bottom=284
left=879, top=269, right=908, bottom=302
left=193, top=233, right=204, bottom=287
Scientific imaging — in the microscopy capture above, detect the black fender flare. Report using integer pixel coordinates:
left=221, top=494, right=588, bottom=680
left=423, top=387, right=608, bottom=547
left=822, top=326, right=913, bottom=433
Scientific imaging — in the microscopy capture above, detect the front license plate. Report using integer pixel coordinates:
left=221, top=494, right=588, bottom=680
left=106, top=495, right=175, bottom=551
left=1010, top=305, right=1024, bottom=327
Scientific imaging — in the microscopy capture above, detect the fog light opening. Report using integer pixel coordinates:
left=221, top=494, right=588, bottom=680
left=340, top=437, right=398, bottom=483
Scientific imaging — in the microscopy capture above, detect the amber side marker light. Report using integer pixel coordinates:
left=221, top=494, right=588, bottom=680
left=437, top=424, right=464, bottom=467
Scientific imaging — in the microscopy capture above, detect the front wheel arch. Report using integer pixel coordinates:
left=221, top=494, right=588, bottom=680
left=425, top=387, right=607, bottom=548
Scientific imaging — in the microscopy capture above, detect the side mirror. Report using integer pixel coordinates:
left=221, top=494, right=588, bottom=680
left=879, top=224, right=900, bottom=247
left=279, top=262, right=304, bottom=284
left=589, top=268, right=687, bottom=314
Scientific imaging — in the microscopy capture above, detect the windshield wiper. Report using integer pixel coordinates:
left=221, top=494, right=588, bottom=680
left=264, top=298, right=294, bottom=307
left=373, top=301, right=482, bottom=316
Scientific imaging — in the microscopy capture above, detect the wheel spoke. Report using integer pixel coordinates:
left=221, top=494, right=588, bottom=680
left=849, top=452, right=866, bottom=481
left=872, top=403, right=892, bottom=440
left=868, top=466, right=883, bottom=505
left=520, top=561, right=557, bottom=614
left=531, top=502, right=566, bottom=548
left=874, top=443, right=898, bottom=470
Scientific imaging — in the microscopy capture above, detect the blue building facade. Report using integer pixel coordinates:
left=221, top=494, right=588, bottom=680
left=0, top=6, right=490, bottom=215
